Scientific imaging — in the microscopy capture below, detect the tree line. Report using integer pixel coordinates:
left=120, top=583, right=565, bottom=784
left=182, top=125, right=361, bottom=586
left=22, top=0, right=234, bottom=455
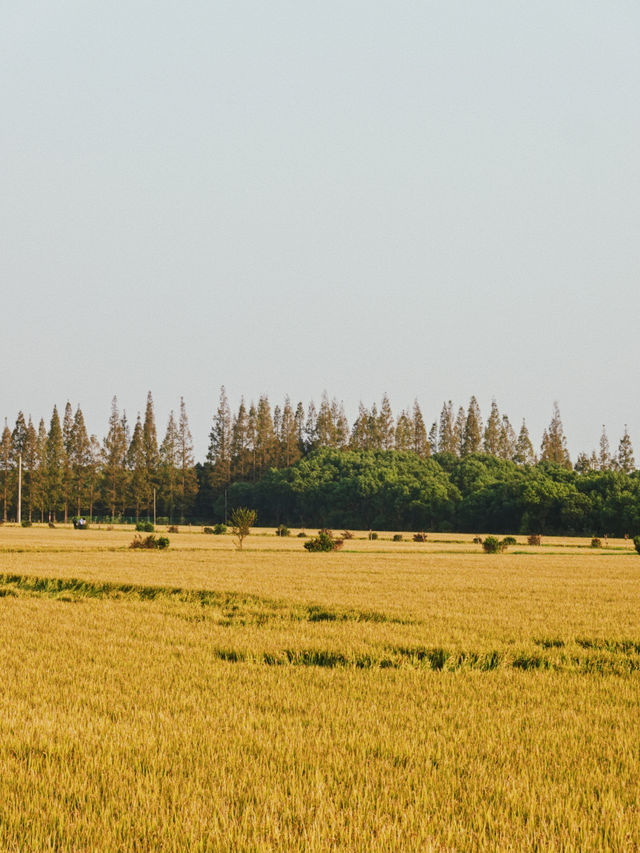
left=0, top=388, right=636, bottom=526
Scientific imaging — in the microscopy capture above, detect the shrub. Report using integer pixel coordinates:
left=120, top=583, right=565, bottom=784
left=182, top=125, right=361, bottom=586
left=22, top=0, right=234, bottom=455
left=502, top=536, right=517, bottom=546
left=633, top=536, right=640, bottom=555
left=342, top=530, right=354, bottom=540
left=136, top=521, right=154, bottom=533
left=48, top=522, right=56, bottom=529
left=591, top=537, right=602, bottom=548
left=213, top=523, right=227, bottom=535
left=527, top=534, right=542, bottom=546
left=304, top=530, right=344, bottom=552
left=203, top=526, right=214, bottom=534
left=482, top=536, right=507, bottom=554
left=297, top=531, right=307, bottom=538
left=129, top=534, right=169, bottom=550
left=413, top=532, right=428, bottom=542
left=21, top=520, right=32, bottom=528
left=368, top=531, right=378, bottom=541
left=275, top=525, right=290, bottom=537
left=472, top=536, right=483, bottom=544
left=393, top=534, right=403, bottom=542
left=168, top=525, right=179, bottom=533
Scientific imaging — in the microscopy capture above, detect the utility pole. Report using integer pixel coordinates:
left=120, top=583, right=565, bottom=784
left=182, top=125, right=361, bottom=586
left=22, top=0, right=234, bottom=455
left=17, top=453, right=22, bottom=525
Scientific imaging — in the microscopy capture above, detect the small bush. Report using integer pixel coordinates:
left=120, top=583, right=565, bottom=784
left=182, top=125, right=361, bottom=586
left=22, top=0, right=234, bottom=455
left=168, top=525, right=179, bottom=534
left=413, top=532, right=428, bottom=543
left=48, top=522, right=56, bottom=529
left=342, top=530, right=354, bottom=540
left=527, top=534, right=542, bottom=546
left=21, top=520, right=32, bottom=528
left=213, top=523, right=227, bottom=535
left=472, top=536, right=483, bottom=544
left=130, top=534, right=170, bottom=550
left=203, top=526, right=214, bottom=534
left=368, top=531, right=378, bottom=541
left=482, top=536, right=507, bottom=554
left=157, top=517, right=169, bottom=525
left=297, top=531, right=307, bottom=538
left=136, top=521, right=154, bottom=533
left=275, top=525, right=290, bottom=537
left=304, top=530, right=344, bottom=552
left=633, top=535, right=640, bottom=555
left=502, top=536, right=517, bottom=546
left=591, top=537, right=602, bottom=548
left=393, top=534, right=403, bottom=542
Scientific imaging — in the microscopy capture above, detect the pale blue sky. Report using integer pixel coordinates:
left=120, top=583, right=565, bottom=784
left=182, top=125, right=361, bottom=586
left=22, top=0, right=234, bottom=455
left=2, top=1, right=639, bottom=458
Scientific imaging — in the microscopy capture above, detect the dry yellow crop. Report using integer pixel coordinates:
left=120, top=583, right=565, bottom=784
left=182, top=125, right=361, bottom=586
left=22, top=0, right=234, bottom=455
left=0, top=524, right=638, bottom=850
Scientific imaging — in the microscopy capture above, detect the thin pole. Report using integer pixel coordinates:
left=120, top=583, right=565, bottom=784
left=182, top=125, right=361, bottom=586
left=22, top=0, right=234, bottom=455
left=153, top=487, right=157, bottom=527
left=17, top=453, right=22, bottom=525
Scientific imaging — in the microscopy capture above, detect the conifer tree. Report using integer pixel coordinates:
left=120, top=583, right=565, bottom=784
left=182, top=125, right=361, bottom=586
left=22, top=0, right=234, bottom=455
left=498, top=415, right=517, bottom=461
left=574, top=452, right=595, bottom=474
left=483, top=400, right=501, bottom=456
left=412, top=401, right=429, bottom=457
left=256, top=395, right=276, bottom=476
left=367, top=403, right=382, bottom=450
left=0, top=422, right=12, bottom=522
left=617, top=425, right=635, bottom=474
left=102, top=397, right=128, bottom=518
left=87, top=435, right=101, bottom=521
left=127, top=415, right=148, bottom=521
left=428, top=422, right=438, bottom=454
left=453, top=407, right=466, bottom=457
left=208, top=386, right=232, bottom=491
left=438, top=402, right=455, bottom=454
left=304, top=402, right=318, bottom=454
left=540, top=403, right=571, bottom=468
left=378, top=394, right=395, bottom=451
left=177, top=398, right=198, bottom=521
left=513, top=420, right=536, bottom=465
left=332, top=400, right=350, bottom=449
left=395, top=410, right=412, bottom=452
left=70, top=406, right=91, bottom=516
left=231, top=398, right=249, bottom=481
left=36, top=419, right=48, bottom=521
left=62, top=401, right=74, bottom=522
left=272, top=405, right=282, bottom=466
left=23, top=417, right=39, bottom=522
left=10, top=412, right=28, bottom=516
left=316, top=392, right=335, bottom=448
left=279, top=397, right=301, bottom=467
left=350, top=403, right=369, bottom=450
left=247, top=403, right=258, bottom=481
left=143, top=391, right=159, bottom=490
left=294, top=402, right=306, bottom=455
left=159, top=411, right=179, bottom=520
left=598, top=425, right=611, bottom=471
left=45, top=406, right=65, bottom=522
left=462, top=397, right=483, bottom=456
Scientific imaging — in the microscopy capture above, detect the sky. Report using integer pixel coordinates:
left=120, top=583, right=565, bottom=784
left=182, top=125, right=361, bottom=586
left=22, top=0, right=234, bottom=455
left=2, top=1, right=639, bottom=460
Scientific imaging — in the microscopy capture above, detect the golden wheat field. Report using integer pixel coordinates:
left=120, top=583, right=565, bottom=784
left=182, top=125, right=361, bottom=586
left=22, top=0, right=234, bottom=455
left=0, top=524, right=639, bottom=851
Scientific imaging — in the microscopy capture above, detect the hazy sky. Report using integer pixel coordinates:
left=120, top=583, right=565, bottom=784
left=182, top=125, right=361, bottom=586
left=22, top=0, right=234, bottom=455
left=2, top=1, right=639, bottom=459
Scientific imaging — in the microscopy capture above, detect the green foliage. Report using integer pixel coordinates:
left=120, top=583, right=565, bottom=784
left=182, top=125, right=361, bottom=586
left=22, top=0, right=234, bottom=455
left=203, top=527, right=214, bottom=534
left=591, top=537, right=602, bottom=548
left=413, top=532, right=427, bottom=542
left=21, top=520, right=32, bottom=528
left=213, top=523, right=227, bottom=535
left=369, top=531, right=378, bottom=540
left=482, top=536, right=507, bottom=554
left=527, top=535, right=542, bottom=546
left=393, top=534, right=403, bottom=541
left=129, top=534, right=170, bottom=550
left=634, top=536, right=640, bottom=555
left=297, top=531, right=307, bottom=538
left=168, top=525, right=179, bottom=533
left=502, top=536, right=517, bottom=546
left=304, top=530, right=343, bottom=552
left=136, top=521, right=154, bottom=532
left=275, top=525, right=290, bottom=537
